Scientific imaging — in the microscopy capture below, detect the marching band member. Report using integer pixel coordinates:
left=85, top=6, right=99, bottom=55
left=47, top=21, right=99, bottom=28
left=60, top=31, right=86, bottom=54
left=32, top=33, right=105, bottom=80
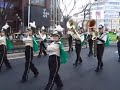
left=95, top=25, right=107, bottom=72
left=84, top=30, right=88, bottom=48
left=68, top=34, right=73, bottom=52
left=87, top=28, right=93, bottom=57
left=0, top=30, right=12, bottom=72
left=45, top=31, right=66, bottom=90
left=21, top=29, right=39, bottom=83
left=37, top=27, right=47, bottom=57
left=73, top=29, right=84, bottom=66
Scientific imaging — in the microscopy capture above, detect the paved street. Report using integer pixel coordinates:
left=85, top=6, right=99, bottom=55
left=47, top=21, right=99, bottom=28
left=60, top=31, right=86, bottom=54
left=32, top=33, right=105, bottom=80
left=0, top=45, right=120, bottom=90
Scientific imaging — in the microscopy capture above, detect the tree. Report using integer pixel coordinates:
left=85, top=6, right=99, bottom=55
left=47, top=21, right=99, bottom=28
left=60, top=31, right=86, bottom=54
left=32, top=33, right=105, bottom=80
left=59, top=0, right=96, bottom=31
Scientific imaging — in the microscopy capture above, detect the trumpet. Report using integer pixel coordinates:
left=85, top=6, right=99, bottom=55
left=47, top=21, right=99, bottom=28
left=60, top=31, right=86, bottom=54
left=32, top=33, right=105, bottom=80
left=67, top=19, right=81, bottom=41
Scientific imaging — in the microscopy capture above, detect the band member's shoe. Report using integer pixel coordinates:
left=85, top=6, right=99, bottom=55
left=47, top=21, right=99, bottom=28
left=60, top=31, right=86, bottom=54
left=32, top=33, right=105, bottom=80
left=21, top=75, right=28, bottom=83
left=100, top=63, right=103, bottom=70
left=21, top=77, right=28, bottom=83
left=78, top=58, right=82, bottom=64
left=72, top=48, right=73, bottom=51
left=88, top=53, right=93, bottom=57
left=34, top=72, right=39, bottom=78
left=73, top=63, right=77, bottom=66
left=88, top=54, right=91, bottom=57
left=44, top=53, right=47, bottom=56
left=37, top=54, right=41, bottom=58
left=95, top=67, right=100, bottom=72
left=78, top=60, right=82, bottom=64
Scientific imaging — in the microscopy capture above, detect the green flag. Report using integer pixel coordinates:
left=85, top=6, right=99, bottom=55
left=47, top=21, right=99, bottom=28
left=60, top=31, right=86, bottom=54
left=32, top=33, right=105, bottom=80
left=33, top=35, right=39, bottom=52
left=6, top=37, right=13, bottom=50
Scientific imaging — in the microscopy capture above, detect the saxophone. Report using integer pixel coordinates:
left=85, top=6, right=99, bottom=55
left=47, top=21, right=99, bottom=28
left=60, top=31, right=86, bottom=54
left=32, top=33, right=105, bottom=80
left=87, top=19, right=98, bottom=57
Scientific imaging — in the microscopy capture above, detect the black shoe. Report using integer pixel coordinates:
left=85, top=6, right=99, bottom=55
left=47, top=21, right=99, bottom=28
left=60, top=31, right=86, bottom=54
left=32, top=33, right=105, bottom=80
left=88, top=54, right=91, bottom=57
left=73, top=63, right=77, bottom=67
left=72, top=48, right=73, bottom=51
left=100, top=64, right=103, bottom=70
left=95, top=68, right=100, bottom=72
left=44, top=53, right=47, bottom=56
left=37, top=55, right=41, bottom=58
left=78, top=59, right=82, bottom=64
left=34, top=72, right=39, bottom=78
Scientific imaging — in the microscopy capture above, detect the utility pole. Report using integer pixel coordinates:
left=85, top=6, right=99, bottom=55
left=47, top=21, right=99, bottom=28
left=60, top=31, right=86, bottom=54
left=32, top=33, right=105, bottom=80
left=28, top=0, right=31, bottom=27
left=22, top=0, right=24, bottom=32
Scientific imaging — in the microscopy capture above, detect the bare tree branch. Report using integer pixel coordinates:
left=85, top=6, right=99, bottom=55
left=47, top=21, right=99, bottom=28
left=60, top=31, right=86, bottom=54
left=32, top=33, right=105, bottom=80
left=67, top=0, right=78, bottom=16
left=62, top=0, right=68, bottom=15
left=73, top=3, right=91, bottom=16
left=67, top=0, right=73, bottom=8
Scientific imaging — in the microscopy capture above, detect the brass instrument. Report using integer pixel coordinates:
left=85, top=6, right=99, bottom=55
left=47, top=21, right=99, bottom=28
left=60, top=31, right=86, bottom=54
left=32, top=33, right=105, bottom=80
left=67, top=19, right=81, bottom=41
left=87, top=19, right=97, bottom=57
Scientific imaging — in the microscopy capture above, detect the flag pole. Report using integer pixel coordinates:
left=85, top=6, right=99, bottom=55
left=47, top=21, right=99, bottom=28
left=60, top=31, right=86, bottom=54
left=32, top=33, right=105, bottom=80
left=28, top=0, right=31, bottom=27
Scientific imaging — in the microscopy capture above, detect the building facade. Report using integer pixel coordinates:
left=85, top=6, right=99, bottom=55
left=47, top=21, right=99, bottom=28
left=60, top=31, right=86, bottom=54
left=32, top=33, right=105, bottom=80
left=50, top=0, right=61, bottom=28
left=90, top=0, right=120, bottom=29
left=0, top=0, right=51, bottom=33
left=24, top=0, right=51, bottom=28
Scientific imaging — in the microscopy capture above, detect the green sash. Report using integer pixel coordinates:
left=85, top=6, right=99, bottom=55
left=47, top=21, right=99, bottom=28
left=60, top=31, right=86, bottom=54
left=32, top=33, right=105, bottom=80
left=6, top=37, right=13, bottom=50
left=80, top=34, right=85, bottom=46
left=105, top=33, right=110, bottom=47
left=59, top=42, right=67, bottom=64
left=33, top=35, right=39, bottom=52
